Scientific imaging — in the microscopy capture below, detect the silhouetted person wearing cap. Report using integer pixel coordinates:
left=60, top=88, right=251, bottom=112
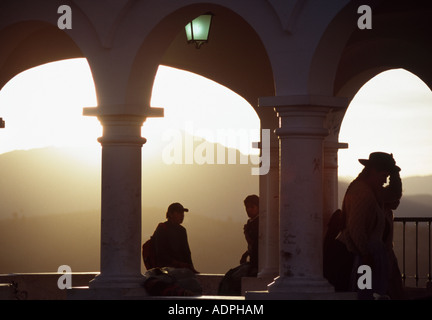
left=152, top=202, right=198, bottom=273
left=337, top=152, right=403, bottom=299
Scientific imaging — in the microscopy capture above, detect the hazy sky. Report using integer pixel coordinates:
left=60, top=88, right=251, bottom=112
left=0, top=58, right=431, bottom=178
left=0, top=59, right=100, bottom=165
left=339, top=69, right=432, bottom=178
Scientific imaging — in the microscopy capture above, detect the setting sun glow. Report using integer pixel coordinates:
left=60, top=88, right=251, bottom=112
left=0, top=59, right=431, bottom=178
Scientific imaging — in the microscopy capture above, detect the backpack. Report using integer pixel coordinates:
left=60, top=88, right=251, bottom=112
left=323, top=209, right=354, bottom=291
left=144, top=267, right=202, bottom=296
left=142, top=222, right=166, bottom=270
left=142, top=237, right=156, bottom=270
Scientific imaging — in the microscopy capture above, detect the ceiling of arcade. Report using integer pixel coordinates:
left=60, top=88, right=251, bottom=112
left=160, top=7, right=274, bottom=114
left=2, top=1, right=432, bottom=121
left=0, top=21, right=82, bottom=92
left=334, top=1, right=432, bottom=97
left=0, top=4, right=276, bottom=127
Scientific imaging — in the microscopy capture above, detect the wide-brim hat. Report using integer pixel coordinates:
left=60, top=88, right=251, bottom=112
left=167, top=202, right=189, bottom=214
left=358, top=152, right=401, bottom=172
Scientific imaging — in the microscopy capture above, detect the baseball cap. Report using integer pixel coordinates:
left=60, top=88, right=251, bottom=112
left=167, top=202, right=189, bottom=214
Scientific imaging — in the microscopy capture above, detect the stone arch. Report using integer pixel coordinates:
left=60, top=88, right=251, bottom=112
left=307, top=0, right=432, bottom=148
left=339, top=67, right=432, bottom=181
left=0, top=20, right=83, bottom=91
left=0, top=0, right=108, bottom=92
left=335, top=38, right=432, bottom=99
left=120, top=3, right=278, bottom=277
left=126, top=3, right=275, bottom=126
left=319, top=2, right=432, bottom=246
left=307, top=1, right=376, bottom=97
left=308, top=1, right=432, bottom=243
left=309, top=0, right=432, bottom=99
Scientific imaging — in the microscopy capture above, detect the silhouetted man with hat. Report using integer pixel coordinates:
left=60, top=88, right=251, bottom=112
left=337, top=152, right=402, bottom=299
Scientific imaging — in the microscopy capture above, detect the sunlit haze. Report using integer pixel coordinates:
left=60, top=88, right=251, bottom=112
left=339, top=69, right=432, bottom=179
left=1, top=59, right=431, bottom=277
left=0, top=59, right=261, bottom=163
left=0, top=59, right=431, bottom=178
left=0, top=59, right=100, bottom=165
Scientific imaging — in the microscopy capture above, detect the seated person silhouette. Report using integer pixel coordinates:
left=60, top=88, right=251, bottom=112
left=240, top=194, right=259, bottom=274
left=218, top=195, right=259, bottom=295
left=151, top=202, right=198, bottom=273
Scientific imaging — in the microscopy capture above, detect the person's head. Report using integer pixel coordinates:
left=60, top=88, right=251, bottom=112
left=244, top=195, right=259, bottom=219
left=166, top=202, right=189, bottom=225
left=358, top=152, right=400, bottom=188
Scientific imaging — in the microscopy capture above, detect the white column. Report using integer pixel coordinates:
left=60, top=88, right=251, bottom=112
left=258, top=145, right=279, bottom=278
left=323, top=141, right=348, bottom=232
left=269, top=105, right=333, bottom=296
left=322, top=107, right=348, bottom=232
left=88, top=113, right=147, bottom=289
left=246, top=96, right=350, bottom=299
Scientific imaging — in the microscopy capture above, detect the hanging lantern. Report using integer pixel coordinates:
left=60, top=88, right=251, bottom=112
left=185, top=13, right=214, bottom=49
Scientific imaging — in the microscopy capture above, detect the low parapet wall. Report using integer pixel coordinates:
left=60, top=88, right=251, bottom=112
left=0, top=272, right=98, bottom=300
left=0, top=272, right=225, bottom=300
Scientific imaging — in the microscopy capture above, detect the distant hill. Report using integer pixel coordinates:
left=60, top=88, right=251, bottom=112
left=401, top=175, right=432, bottom=196
left=0, top=208, right=246, bottom=274
left=0, top=132, right=259, bottom=222
left=0, top=137, right=431, bottom=276
left=339, top=175, right=432, bottom=197
left=0, top=134, right=258, bottom=274
left=395, top=195, right=432, bottom=218
left=338, top=176, right=432, bottom=217
left=0, top=148, right=101, bottom=219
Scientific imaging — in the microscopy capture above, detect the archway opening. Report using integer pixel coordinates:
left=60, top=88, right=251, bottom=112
left=339, top=69, right=432, bottom=183
left=0, top=57, right=262, bottom=275
left=338, top=68, right=432, bottom=288
left=134, top=5, right=272, bottom=274
left=142, top=65, right=261, bottom=274
left=0, top=58, right=101, bottom=273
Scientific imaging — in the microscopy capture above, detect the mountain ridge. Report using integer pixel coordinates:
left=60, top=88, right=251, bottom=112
left=338, top=177, right=432, bottom=217
left=0, top=143, right=430, bottom=275
left=0, top=134, right=260, bottom=222
left=0, top=143, right=430, bottom=220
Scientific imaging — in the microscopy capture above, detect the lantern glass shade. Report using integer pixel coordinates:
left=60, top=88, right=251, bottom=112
left=185, top=13, right=213, bottom=48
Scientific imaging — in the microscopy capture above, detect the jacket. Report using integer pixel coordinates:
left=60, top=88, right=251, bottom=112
left=337, top=179, right=388, bottom=256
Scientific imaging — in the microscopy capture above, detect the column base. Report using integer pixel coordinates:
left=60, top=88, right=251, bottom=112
left=69, top=273, right=148, bottom=300
left=244, top=275, right=357, bottom=300
left=241, top=276, right=275, bottom=295
left=246, top=275, right=357, bottom=299
left=257, top=267, right=278, bottom=279
left=67, top=286, right=148, bottom=300
left=245, top=290, right=357, bottom=300
left=89, top=274, right=146, bottom=289
left=267, top=275, right=335, bottom=294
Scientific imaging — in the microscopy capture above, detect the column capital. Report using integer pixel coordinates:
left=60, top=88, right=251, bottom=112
left=259, top=95, right=350, bottom=139
left=97, top=136, right=147, bottom=146
left=324, top=141, right=349, bottom=150
left=83, top=104, right=164, bottom=120
left=274, top=106, right=330, bottom=138
left=83, top=106, right=162, bottom=147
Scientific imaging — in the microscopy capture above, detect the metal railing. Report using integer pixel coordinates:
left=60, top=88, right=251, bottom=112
left=393, top=217, right=432, bottom=288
